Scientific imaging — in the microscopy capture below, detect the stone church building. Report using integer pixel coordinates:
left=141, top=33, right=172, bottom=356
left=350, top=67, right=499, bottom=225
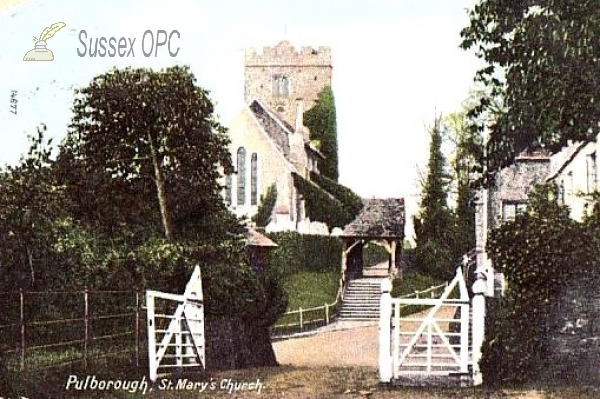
left=223, top=40, right=332, bottom=232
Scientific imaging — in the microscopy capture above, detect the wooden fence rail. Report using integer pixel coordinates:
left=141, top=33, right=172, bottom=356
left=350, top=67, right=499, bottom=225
left=271, top=280, right=449, bottom=336
left=0, top=289, right=144, bottom=372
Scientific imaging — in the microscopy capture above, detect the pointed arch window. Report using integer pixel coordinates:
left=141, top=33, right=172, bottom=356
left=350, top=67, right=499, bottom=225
left=250, top=153, right=258, bottom=205
left=225, top=174, right=232, bottom=206
left=237, top=147, right=246, bottom=205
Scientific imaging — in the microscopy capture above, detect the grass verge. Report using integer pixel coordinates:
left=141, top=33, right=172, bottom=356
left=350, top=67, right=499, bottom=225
left=274, top=270, right=339, bottom=331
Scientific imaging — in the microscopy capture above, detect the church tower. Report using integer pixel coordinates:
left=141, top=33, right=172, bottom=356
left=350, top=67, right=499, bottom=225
left=244, top=41, right=332, bottom=127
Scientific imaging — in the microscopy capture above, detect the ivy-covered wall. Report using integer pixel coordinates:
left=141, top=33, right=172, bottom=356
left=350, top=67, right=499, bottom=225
left=544, top=274, right=600, bottom=385
left=481, top=186, right=600, bottom=387
left=292, top=172, right=362, bottom=229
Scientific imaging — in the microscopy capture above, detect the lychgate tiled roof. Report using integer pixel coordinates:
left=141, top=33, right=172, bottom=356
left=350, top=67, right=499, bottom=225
left=342, top=198, right=405, bottom=238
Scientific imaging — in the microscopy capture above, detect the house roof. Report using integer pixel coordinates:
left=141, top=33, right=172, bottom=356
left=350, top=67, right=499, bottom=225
left=546, top=141, right=589, bottom=181
left=497, top=157, right=551, bottom=201
left=341, top=198, right=405, bottom=239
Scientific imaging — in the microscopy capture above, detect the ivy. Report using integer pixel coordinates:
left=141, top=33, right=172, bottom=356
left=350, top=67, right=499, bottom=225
left=309, top=171, right=363, bottom=219
left=481, top=185, right=600, bottom=386
left=292, top=172, right=354, bottom=228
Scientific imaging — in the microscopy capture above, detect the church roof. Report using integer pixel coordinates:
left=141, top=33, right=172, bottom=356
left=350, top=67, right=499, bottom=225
left=342, top=198, right=405, bottom=239
left=248, top=99, right=291, bottom=157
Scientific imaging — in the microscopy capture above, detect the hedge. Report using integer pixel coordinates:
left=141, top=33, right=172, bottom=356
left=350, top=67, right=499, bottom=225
left=266, top=231, right=342, bottom=277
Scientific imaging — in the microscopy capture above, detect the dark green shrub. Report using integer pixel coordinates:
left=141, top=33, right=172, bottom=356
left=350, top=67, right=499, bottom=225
left=252, top=183, right=277, bottom=227
left=292, top=172, right=351, bottom=228
left=362, top=242, right=389, bottom=267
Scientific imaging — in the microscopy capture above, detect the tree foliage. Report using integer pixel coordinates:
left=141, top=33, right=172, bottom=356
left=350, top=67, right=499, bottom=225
left=444, top=109, right=484, bottom=256
left=413, top=117, right=456, bottom=277
left=0, top=125, right=66, bottom=291
left=461, top=1, right=600, bottom=176
left=304, top=86, right=339, bottom=181
left=251, top=183, right=277, bottom=227
left=60, top=65, right=233, bottom=240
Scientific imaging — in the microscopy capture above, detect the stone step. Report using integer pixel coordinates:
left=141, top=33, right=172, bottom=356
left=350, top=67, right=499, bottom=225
left=339, top=278, right=386, bottom=320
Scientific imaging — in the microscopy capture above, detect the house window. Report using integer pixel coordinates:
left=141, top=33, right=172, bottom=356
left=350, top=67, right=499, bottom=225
left=237, top=147, right=246, bottom=205
left=559, top=179, right=566, bottom=204
left=502, top=202, right=527, bottom=222
left=225, top=174, right=232, bottom=206
left=250, top=153, right=258, bottom=205
left=272, top=75, right=289, bottom=97
left=587, top=152, right=597, bottom=193
left=565, top=171, right=574, bottom=202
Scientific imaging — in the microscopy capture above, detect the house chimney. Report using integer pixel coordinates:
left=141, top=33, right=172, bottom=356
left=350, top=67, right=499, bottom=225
left=295, top=98, right=304, bottom=134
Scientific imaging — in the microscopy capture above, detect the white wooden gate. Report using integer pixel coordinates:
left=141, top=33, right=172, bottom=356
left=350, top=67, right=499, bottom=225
left=147, top=265, right=205, bottom=381
left=379, top=266, right=479, bottom=386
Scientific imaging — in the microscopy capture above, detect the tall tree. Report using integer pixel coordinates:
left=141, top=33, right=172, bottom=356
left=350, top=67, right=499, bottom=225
left=444, top=107, right=484, bottom=255
left=0, top=124, right=65, bottom=290
left=304, top=86, right=339, bottom=181
left=61, top=66, right=233, bottom=240
left=461, top=1, right=600, bottom=176
left=414, top=117, right=454, bottom=245
left=413, top=117, right=456, bottom=278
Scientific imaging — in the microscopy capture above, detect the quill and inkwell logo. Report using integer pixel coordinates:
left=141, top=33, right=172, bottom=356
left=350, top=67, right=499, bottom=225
left=23, top=22, right=66, bottom=61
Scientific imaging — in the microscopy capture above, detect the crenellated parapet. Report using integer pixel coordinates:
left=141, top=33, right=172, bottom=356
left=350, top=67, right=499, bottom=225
left=245, top=40, right=332, bottom=67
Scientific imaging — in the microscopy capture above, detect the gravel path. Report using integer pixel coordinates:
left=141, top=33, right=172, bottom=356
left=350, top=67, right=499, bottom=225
left=274, top=323, right=380, bottom=367
left=273, top=306, right=458, bottom=368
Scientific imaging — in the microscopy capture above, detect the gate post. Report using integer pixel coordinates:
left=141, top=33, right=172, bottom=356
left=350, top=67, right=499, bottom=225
left=471, top=272, right=487, bottom=386
left=378, top=278, right=393, bottom=383
left=146, top=292, right=157, bottom=382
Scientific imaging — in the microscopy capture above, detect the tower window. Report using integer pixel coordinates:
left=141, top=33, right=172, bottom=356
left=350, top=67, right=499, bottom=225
left=250, top=153, right=258, bottom=205
left=272, top=74, right=289, bottom=97
left=237, top=147, right=246, bottom=205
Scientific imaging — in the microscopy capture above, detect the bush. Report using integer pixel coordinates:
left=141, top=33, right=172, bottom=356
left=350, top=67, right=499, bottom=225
left=309, top=171, right=363, bottom=218
left=362, top=242, right=389, bottom=266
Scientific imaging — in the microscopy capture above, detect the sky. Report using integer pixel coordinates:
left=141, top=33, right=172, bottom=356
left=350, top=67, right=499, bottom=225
left=0, top=0, right=482, bottom=240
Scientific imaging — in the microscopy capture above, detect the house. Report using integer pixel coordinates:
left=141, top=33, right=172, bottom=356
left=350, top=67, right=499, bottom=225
left=474, top=135, right=600, bottom=298
left=545, top=136, right=600, bottom=221
left=487, top=134, right=600, bottom=226
left=222, top=40, right=335, bottom=233
left=488, top=150, right=551, bottom=228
